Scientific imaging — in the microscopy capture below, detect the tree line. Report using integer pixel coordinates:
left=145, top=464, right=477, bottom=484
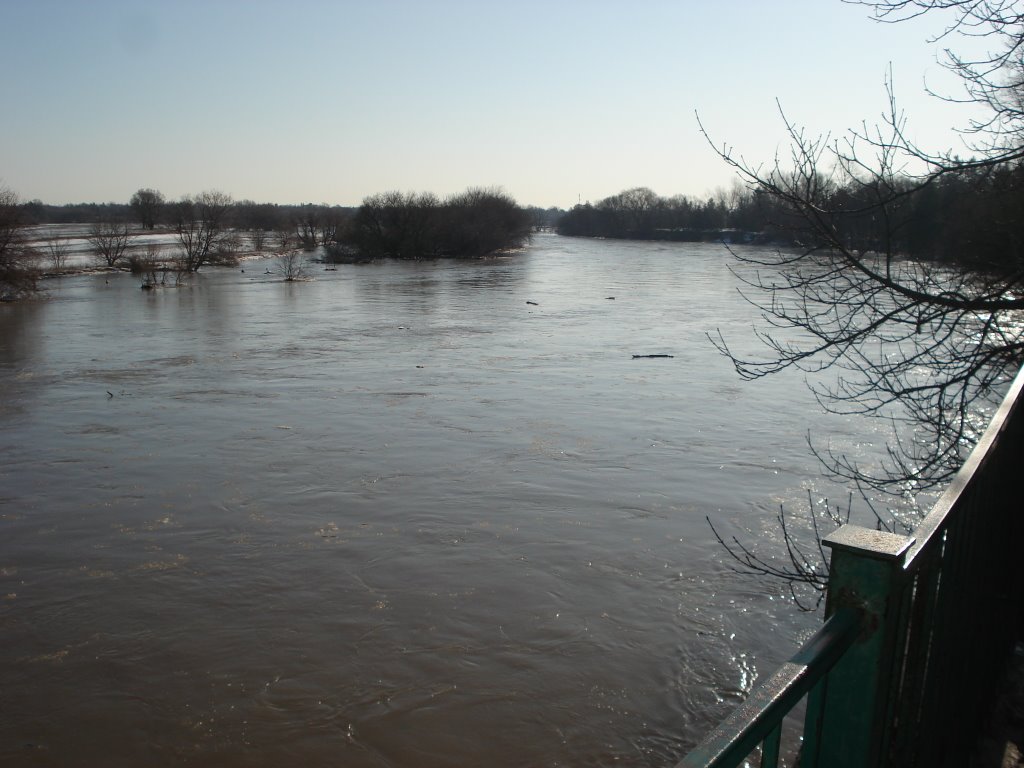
left=18, top=190, right=358, bottom=249
left=556, top=186, right=741, bottom=241
left=0, top=185, right=539, bottom=297
left=557, top=171, right=1024, bottom=275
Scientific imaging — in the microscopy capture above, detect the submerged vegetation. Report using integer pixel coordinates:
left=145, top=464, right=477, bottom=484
left=0, top=185, right=539, bottom=298
left=0, top=186, right=40, bottom=300
left=346, top=187, right=532, bottom=261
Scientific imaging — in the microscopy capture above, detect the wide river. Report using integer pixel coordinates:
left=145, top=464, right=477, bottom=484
left=0, top=234, right=895, bottom=766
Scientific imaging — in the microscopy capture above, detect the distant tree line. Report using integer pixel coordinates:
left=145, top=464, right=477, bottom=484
left=751, top=163, right=1024, bottom=272
left=17, top=186, right=534, bottom=260
left=557, top=174, right=1024, bottom=271
left=524, top=205, right=564, bottom=231
left=0, top=184, right=540, bottom=297
left=17, top=195, right=356, bottom=237
left=557, top=187, right=739, bottom=241
left=826, top=164, right=1024, bottom=273
left=10, top=171, right=1019, bottom=278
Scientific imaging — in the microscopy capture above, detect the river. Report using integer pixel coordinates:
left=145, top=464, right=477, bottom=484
left=0, top=233, right=895, bottom=766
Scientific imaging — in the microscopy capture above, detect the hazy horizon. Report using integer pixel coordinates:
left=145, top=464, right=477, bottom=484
left=1, top=0, right=991, bottom=209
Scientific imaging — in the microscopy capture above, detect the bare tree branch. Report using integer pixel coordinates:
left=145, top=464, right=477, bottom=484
left=704, top=0, right=1024, bottom=598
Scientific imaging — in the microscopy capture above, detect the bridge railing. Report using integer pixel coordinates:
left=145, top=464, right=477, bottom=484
left=679, top=364, right=1024, bottom=768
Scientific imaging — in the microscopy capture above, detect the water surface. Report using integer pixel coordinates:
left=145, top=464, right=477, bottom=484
left=0, top=234, right=888, bottom=766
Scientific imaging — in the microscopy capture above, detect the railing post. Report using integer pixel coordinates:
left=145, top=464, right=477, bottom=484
left=800, top=525, right=914, bottom=768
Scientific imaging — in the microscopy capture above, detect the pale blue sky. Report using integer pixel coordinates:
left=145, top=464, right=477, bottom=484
left=0, top=0, right=991, bottom=208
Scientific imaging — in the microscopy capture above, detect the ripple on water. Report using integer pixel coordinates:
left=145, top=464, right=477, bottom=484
left=0, top=237, right=898, bottom=766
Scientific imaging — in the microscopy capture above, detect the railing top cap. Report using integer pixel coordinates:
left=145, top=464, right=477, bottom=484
left=823, top=524, right=915, bottom=561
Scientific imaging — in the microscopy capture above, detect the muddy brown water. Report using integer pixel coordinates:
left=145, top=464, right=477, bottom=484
left=0, top=234, right=900, bottom=766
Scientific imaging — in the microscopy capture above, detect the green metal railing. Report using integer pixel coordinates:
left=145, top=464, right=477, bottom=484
left=680, top=364, right=1024, bottom=768
left=676, top=606, right=861, bottom=767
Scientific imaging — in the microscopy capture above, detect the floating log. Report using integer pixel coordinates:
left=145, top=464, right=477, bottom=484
left=632, top=354, right=674, bottom=359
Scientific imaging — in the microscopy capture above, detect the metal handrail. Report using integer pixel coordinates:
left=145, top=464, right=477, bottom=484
left=676, top=606, right=861, bottom=768
left=901, top=364, right=1024, bottom=569
left=680, top=364, right=1024, bottom=767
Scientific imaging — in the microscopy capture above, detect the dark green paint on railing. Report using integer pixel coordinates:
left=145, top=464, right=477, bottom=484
left=677, top=607, right=860, bottom=767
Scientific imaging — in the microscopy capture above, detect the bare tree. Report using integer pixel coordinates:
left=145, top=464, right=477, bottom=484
left=0, top=186, right=40, bottom=300
left=129, top=188, right=165, bottom=230
left=87, top=219, right=135, bottom=268
left=276, top=227, right=296, bottom=253
left=319, top=206, right=345, bottom=248
left=251, top=226, right=268, bottom=253
left=708, top=112, right=1024, bottom=493
left=234, top=199, right=280, bottom=254
left=849, top=1, right=1024, bottom=169
left=709, top=492, right=853, bottom=611
left=136, top=242, right=188, bottom=290
left=295, top=204, right=321, bottom=250
left=42, top=235, right=71, bottom=272
left=604, top=186, right=662, bottom=234
left=172, top=191, right=234, bottom=272
left=291, top=204, right=345, bottom=250
left=703, top=0, right=1024, bottom=596
left=276, top=251, right=310, bottom=281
